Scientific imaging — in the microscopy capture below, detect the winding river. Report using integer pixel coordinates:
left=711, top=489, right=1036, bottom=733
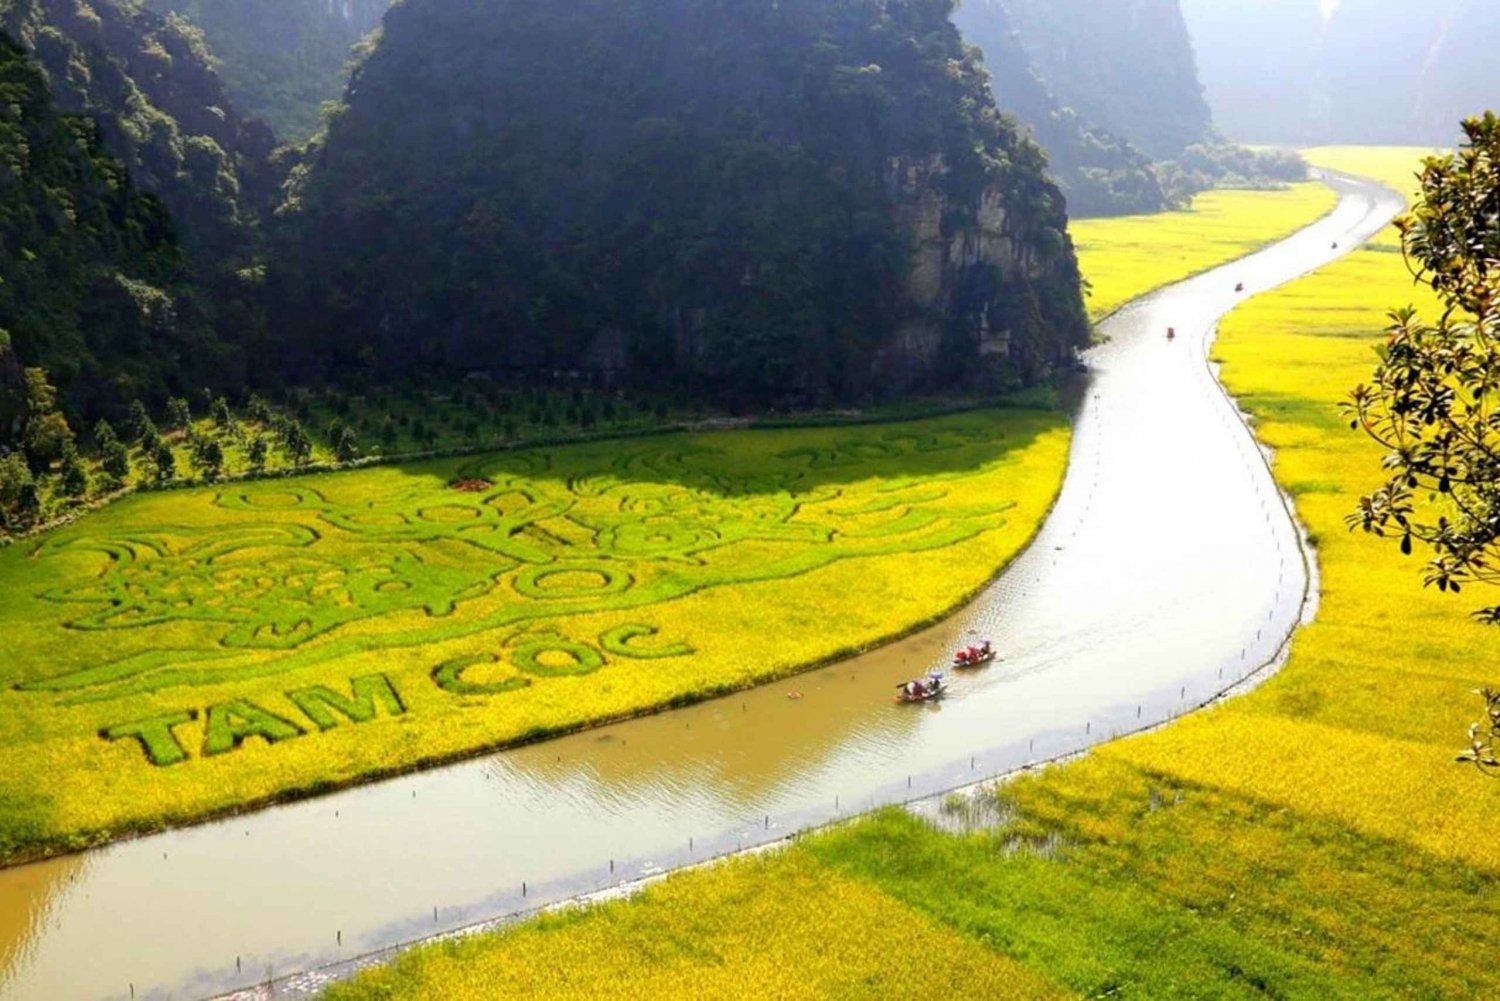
left=0, top=171, right=1404, bottom=1001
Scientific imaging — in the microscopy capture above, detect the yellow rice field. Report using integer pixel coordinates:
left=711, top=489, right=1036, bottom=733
left=1104, top=145, right=1500, bottom=868
left=1072, top=182, right=1339, bottom=319
left=323, top=152, right=1500, bottom=999
left=0, top=411, right=1070, bottom=863
left=322, top=851, right=1060, bottom=1001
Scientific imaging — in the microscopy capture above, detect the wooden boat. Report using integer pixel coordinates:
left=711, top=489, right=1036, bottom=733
left=953, top=648, right=996, bottom=670
left=895, top=674, right=944, bottom=704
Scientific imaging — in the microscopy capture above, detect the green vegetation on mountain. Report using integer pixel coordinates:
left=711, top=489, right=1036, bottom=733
left=0, top=0, right=290, bottom=428
left=272, top=0, right=1090, bottom=407
left=955, top=0, right=1306, bottom=217
left=0, top=0, right=276, bottom=263
left=953, top=0, right=1167, bottom=216
left=0, top=31, right=224, bottom=443
left=142, top=0, right=389, bottom=143
left=999, top=0, right=1212, bottom=161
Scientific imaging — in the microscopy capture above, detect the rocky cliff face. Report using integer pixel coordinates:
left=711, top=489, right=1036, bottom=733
left=1315, top=0, right=1499, bottom=144
left=273, top=0, right=1088, bottom=404
left=144, top=0, right=391, bottom=142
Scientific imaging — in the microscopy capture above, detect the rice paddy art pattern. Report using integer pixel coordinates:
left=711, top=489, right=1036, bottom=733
left=22, top=429, right=1018, bottom=702
left=0, top=411, right=1070, bottom=860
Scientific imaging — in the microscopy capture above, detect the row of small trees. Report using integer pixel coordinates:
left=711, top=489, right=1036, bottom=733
left=0, top=385, right=342, bottom=531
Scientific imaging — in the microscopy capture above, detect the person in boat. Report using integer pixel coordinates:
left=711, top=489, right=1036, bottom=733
left=1167, top=326, right=1176, bottom=339
left=980, top=640, right=993, bottom=657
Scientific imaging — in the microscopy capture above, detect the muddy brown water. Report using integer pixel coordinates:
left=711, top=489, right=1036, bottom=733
left=0, top=172, right=1404, bottom=1001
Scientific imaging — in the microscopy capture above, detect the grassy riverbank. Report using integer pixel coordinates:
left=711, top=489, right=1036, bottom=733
left=0, top=410, right=1070, bottom=864
left=327, top=850, right=1061, bottom=1001
left=322, top=152, right=1499, bottom=999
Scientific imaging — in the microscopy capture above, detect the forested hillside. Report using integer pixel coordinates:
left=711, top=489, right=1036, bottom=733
left=0, top=0, right=276, bottom=265
left=999, top=0, right=1212, bottom=160
left=1183, top=0, right=1500, bottom=144
left=273, top=0, right=1090, bottom=406
left=953, top=0, right=1301, bottom=217
left=952, top=0, right=1166, bottom=216
left=0, top=33, right=221, bottom=443
left=143, top=0, right=389, bottom=142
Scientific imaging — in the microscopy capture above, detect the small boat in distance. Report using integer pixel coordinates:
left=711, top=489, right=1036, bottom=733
left=896, top=672, right=945, bottom=704
left=953, top=640, right=996, bottom=669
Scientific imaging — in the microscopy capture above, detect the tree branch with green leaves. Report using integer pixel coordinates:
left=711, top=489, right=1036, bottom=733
left=1343, top=113, right=1500, bottom=771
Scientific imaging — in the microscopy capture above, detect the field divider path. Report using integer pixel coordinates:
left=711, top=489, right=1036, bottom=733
left=0, top=173, right=1405, bottom=1001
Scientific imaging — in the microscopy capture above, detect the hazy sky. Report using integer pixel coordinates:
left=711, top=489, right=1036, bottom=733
left=1322, top=0, right=1340, bottom=18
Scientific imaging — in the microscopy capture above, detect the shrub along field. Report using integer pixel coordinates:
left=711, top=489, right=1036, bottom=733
left=1071, top=181, right=1338, bottom=319
left=322, top=151, right=1500, bottom=998
left=0, top=410, right=1070, bottom=862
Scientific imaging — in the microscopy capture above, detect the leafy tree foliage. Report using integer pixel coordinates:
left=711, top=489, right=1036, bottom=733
left=333, top=425, right=359, bottom=462
left=166, top=398, right=192, bottom=431
left=1, top=0, right=278, bottom=260
left=142, top=0, right=389, bottom=143
left=147, top=440, right=175, bottom=483
left=0, top=32, right=223, bottom=418
left=245, top=434, right=267, bottom=472
left=189, top=434, right=224, bottom=480
left=953, top=0, right=1167, bottom=217
left=274, top=0, right=1089, bottom=406
left=0, top=450, right=30, bottom=508
left=1347, top=115, right=1500, bottom=617
left=1344, top=115, right=1500, bottom=768
left=100, top=438, right=129, bottom=485
left=58, top=445, right=86, bottom=496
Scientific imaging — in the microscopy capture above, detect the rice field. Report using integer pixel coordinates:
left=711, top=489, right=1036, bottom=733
left=1072, top=182, right=1339, bottom=319
left=322, top=850, right=1060, bottom=1001
left=0, top=410, right=1070, bottom=862
left=321, top=151, right=1500, bottom=999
